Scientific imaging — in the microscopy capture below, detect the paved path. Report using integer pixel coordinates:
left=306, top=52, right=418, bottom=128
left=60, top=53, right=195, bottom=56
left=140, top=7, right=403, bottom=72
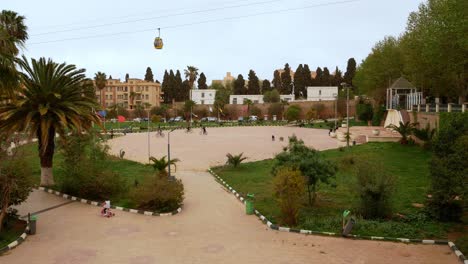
left=4, top=127, right=459, bottom=263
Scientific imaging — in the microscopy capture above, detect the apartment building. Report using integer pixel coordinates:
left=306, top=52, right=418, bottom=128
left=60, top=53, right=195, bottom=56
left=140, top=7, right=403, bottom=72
left=95, top=78, right=163, bottom=110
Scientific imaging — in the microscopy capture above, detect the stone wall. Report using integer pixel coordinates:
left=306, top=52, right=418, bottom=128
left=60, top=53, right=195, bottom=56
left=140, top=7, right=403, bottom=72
left=409, top=111, right=439, bottom=130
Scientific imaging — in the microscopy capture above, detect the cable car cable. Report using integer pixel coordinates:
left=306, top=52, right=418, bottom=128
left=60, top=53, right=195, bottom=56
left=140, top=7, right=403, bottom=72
left=28, top=0, right=360, bottom=45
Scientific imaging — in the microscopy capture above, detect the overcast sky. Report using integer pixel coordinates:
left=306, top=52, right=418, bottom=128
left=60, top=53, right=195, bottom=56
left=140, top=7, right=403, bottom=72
left=5, top=0, right=422, bottom=83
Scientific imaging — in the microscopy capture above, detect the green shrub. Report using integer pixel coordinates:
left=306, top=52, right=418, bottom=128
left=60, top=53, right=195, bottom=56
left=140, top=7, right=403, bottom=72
left=58, top=134, right=127, bottom=201
left=273, top=167, right=305, bottom=226
left=285, top=105, right=301, bottom=121
left=356, top=103, right=373, bottom=124
left=268, top=103, right=283, bottom=119
left=355, top=160, right=396, bottom=219
left=429, top=113, right=467, bottom=221
left=372, top=105, right=386, bottom=126
left=131, top=174, right=184, bottom=212
left=226, top=153, right=248, bottom=168
left=456, top=236, right=468, bottom=257
left=249, top=106, right=262, bottom=117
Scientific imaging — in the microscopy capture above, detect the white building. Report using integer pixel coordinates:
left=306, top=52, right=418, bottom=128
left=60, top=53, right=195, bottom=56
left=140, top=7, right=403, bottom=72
left=229, top=94, right=294, bottom=104
left=191, top=89, right=216, bottom=105
left=307, top=86, right=338, bottom=101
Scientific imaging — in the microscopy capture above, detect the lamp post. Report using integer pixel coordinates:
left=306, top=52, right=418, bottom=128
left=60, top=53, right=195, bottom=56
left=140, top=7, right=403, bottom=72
left=341, top=82, right=350, bottom=148
left=147, top=108, right=151, bottom=161
left=333, top=93, right=338, bottom=132
left=168, top=128, right=177, bottom=180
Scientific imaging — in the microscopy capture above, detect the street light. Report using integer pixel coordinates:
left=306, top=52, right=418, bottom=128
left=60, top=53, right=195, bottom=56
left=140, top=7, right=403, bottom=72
left=332, top=93, right=338, bottom=132
left=167, top=127, right=177, bottom=181
left=340, top=82, right=350, bottom=148
left=147, top=108, right=151, bottom=161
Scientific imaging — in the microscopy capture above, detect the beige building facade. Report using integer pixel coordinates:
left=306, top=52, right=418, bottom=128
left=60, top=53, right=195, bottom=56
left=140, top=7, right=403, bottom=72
left=96, top=78, right=163, bottom=110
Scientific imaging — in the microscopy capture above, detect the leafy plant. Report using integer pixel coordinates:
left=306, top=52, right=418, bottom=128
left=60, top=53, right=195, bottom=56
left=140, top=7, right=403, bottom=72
left=226, top=153, right=247, bottom=168
left=355, top=160, right=396, bottom=219
left=386, top=121, right=416, bottom=144
left=149, top=156, right=180, bottom=175
left=131, top=174, right=184, bottom=212
left=273, top=167, right=305, bottom=226
left=285, top=105, right=301, bottom=121
left=412, top=124, right=436, bottom=149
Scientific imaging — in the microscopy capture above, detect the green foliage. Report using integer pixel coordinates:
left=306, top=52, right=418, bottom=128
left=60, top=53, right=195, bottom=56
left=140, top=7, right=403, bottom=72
left=455, top=236, right=468, bottom=257
left=273, top=136, right=337, bottom=205
left=247, top=70, right=260, bottom=95
left=213, top=85, right=231, bottom=113
left=386, top=121, right=416, bottom=144
left=233, top=74, right=246, bottom=95
left=149, top=156, right=180, bottom=175
left=249, top=105, right=262, bottom=117
left=58, top=134, right=126, bottom=201
left=428, top=112, right=468, bottom=221
left=355, top=160, right=396, bottom=219
left=268, top=102, right=283, bottom=119
left=356, top=102, right=373, bottom=123
left=285, top=105, right=301, bottom=121
left=226, top=153, right=248, bottom=168
left=372, top=105, right=386, bottom=126
left=272, top=70, right=282, bottom=91
left=183, top=100, right=196, bottom=115
left=261, top=79, right=271, bottom=93
left=293, top=64, right=305, bottom=98
left=273, top=167, right=305, bottom=226
left=131, top=174, right=184, bottom=212
left=344, top=58, right=357, bottom=86
left=280, top=63, right=292, bottom=94
left=197, top=72, right=208, bottom=90
left=144, top=67, right=154, bottom=82
left=412, top=124, right=436, bottom=149
left=263, top=89, right=280, bottom=103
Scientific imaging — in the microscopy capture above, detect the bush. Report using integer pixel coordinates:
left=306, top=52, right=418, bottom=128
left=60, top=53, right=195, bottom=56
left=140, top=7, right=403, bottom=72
left=131, top=174, right=184, bottom=212
left=249, top=106, right=262, bottom=117
left=226, top=153, right=247, bottom=168
left=355, top=160, right=396, bottom=219
left=372, top=105, right=386, bottom=126
left=456, top=236, right=468, bottom=257
left=263, top=89, right=280, bottom=103
left=273, top=167, right=305, bottom=226
left=58, top=134, right=127, bottom=201
left=428, top=113, right=468, bottom=221
left=285, top=105, right=301, bottom=121
left=151, top=115, right=162, bottom=123
left=356, top=103, right=373, bottom=124
left=268, top=103, right=283, bottom=119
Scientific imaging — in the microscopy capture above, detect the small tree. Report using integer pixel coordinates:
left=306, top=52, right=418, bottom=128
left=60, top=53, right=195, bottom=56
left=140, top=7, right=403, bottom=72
left=356, top=160, right=396, bottom=219
left=413, top=124, right=436, bottom=149
left=268, top=103, right=283, bottom=119
left=386, top=121, right=416, bottom=144
left=273, top=167, right=305, bottom=226
left=226, top=153, right=247, bottom=168
left=0, top=136, right=34, bottom=232
left=273, top=136, right=337, bottom=205
left=285, top=105, right=301, bottom=121
left=149, top=156, right=180, bottom=176
left=249, top=106, right=262, bottom=117
left=356, top=102, right=373, bottom=125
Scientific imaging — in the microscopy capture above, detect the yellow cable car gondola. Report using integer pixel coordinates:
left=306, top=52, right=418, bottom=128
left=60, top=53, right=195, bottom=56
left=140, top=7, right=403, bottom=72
left=154, top=28, right=163, bottom=49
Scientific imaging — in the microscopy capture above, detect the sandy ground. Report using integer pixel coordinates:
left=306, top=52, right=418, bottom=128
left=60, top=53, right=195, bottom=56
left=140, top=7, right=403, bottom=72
left=5, top=127, right=459, bottom=264
left=107, top=126, right=339, bottom=170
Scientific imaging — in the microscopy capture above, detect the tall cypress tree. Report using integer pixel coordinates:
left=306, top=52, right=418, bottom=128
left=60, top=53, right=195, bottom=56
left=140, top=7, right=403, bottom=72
left=182, top=80, right=191, bottom=101
left=302, top=64, right=313, bottom=97
left=344, top=58, right=357, bottom=86
left=247, top=70, right=260, bottom=95
left=125, top=73, right=129, bottom=83
left=168, top=70, right=176, bottom=103
left=162, top=70, right=170, bottom=103
left=294, top=64, right=305, bottom=98
left=144, top=67, right=154, bottom=82
left=314, top=67, right=323, bottom=86
left=197, top=72, right=208, bottom=90
left=262, top=79, right=271, bottom=93
left=233, top=74, right=246, bottom=95
left=281, top=63, right=292, bottom=94
left=175, top=70, right=183, bottom=101
left=333, top=66, right=343, bottom=86
left=323, top=67, right=331, bottom=86
left=272, top=70, right=282, bottom=90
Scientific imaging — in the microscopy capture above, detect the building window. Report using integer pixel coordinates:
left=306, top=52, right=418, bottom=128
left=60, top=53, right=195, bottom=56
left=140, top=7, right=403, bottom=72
left=109, top=95, right=113, bottom=99
left=201, top=100, right=204, bottom=105
left=145, top=87, right=148, bottom=92
left=233, top=98, right=238, bottom=104
left=124, top=87, right=128, bottom=92
left=146, top=94, right=149, bottom=100
left=201, top=93, right=205, bottom=98
left=319, top=90, right=322, bottom=95
left=253, top=100, right=259, bottom=104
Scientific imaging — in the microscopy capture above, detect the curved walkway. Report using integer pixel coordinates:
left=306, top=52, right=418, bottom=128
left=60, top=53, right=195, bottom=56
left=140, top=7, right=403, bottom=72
left=5, top=127, right=458, bottom=263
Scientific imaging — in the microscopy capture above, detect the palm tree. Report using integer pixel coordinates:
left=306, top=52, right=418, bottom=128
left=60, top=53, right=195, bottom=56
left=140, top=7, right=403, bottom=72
left=0, top=57, right=100, bottom=186
left=386, top=121, right=416, bottom=144
left=226, top=153, right=248, bottom=168
left=94, top=72, right=107, bottom=108
left=149, top=156, right=180, bottom=176
left=129, top=91, right=137, bottom=109
left=0, top=10, right=28, bottom=99
left=184, top=66, right=199, bottom=89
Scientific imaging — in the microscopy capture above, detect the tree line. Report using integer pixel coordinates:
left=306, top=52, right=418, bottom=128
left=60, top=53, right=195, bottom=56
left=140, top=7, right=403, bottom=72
left=354, top=0, right=466, bottom=104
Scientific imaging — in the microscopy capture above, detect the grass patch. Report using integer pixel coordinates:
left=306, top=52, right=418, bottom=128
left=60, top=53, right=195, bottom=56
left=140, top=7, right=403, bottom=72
left=0, top=219, right=26, bottom=249
left=18, top=142, right=155, bottom=209
left=213, top=142, right=457, bottom=239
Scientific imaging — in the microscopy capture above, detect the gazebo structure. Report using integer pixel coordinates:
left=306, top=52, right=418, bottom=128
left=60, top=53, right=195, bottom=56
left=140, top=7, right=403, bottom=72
left=386, top=77, right=423, bottom=110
